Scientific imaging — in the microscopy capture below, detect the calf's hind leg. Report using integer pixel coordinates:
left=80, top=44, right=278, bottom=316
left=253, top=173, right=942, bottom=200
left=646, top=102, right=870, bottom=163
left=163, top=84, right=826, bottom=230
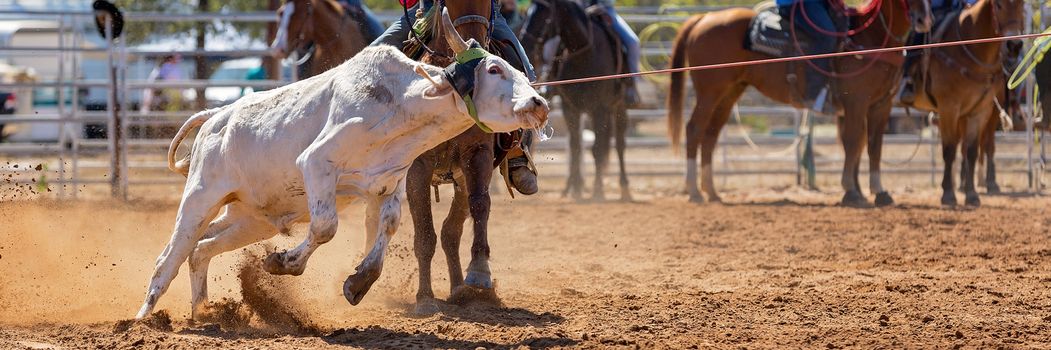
left=188, top=203, right=277, bottom=321
left=137, top=184, right=231, bottom=319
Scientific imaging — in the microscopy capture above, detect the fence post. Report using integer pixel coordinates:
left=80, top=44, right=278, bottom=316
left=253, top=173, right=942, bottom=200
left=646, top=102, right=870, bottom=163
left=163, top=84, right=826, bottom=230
left=102, top=13, right=124, bottom=199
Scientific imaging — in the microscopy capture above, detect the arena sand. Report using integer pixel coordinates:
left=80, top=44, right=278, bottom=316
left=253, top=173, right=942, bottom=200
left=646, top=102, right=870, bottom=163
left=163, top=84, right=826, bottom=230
left=1, top=188, right=1050, bottom=348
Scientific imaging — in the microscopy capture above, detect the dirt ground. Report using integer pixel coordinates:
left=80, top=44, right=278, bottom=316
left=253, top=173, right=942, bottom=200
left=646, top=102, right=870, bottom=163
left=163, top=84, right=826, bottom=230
left=1, top=184, right=1050, bottom=349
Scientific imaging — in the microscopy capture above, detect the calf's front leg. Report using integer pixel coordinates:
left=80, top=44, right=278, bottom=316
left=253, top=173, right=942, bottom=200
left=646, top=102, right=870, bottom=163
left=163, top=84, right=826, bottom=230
left=263, top=151, right=340, bottom=276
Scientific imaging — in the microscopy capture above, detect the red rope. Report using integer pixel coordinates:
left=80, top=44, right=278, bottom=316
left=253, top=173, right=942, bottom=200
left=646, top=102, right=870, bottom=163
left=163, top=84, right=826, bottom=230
left=530, top=31, right=1051, bottom=87
left=789, top=0, right=894, bottom=78
left=799, top=0, right=883, bottom=37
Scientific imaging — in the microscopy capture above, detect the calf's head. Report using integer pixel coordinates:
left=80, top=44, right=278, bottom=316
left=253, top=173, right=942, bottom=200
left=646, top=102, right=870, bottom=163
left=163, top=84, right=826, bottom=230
left=415, top=9, right=549, bottom=134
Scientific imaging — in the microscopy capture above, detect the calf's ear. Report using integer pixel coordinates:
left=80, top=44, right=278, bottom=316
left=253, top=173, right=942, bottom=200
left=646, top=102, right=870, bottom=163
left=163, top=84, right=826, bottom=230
left=415, top=64, right=454, bottom=98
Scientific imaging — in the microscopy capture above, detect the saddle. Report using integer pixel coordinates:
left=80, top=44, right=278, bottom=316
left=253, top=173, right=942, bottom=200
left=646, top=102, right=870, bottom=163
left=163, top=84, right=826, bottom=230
left=584, top=4, right=629, bottom=75
left=905, top=9, right=964, bottom=111
left=746, top=2, right=815, bottom=58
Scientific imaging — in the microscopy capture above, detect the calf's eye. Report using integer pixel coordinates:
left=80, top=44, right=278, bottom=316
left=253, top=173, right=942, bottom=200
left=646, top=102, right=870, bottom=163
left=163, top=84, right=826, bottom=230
left=488, top=66, right=502, bottom=75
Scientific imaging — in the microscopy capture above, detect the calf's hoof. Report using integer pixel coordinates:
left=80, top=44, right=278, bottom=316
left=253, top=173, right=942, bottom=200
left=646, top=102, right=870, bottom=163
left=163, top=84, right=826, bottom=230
left=874, top=192, right=894, bottom=207
left=464, top=270, right=493, bottom=289
left=262, top=251, right=304, bottom=276
left=343, top=268, right=380, bottom=306
left=840, top=191, right=870, bottom=208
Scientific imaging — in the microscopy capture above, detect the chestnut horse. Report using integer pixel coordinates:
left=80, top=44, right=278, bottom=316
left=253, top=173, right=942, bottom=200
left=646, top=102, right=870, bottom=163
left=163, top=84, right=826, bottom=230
left=403, top=1, right=527, bottom=314
left=668, top=0, right=932, bottom=207
left=908, top=0, right=1024, bottom=207
left=271, top=0, right=377, bottom=77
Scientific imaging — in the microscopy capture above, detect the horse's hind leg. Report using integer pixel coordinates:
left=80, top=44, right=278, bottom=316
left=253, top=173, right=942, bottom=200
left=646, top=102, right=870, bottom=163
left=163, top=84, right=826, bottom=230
left=561, top=103, right=585, bottom=200
left=685, top=95, right=717, bottom=203
left=590, top=106, right=613, bottom=201
left=866, top=97, right=895, bottom=207
left=696, top=98, right=736, bottom=203
left=938, top=112, right=961, bottom=207
left=981, top=110, right=1001, bottom=194
left=405, top=159, right=440, bottom=313
left=960, top=113, right=983, bottom=207
left=838, top=99, right=870, bottom=207
left=188, top=203, right=276, bottom=321
left=614, top=105, right=632, bottom=201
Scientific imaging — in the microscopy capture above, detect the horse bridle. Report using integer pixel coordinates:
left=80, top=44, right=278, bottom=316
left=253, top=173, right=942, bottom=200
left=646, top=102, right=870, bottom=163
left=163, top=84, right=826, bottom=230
left=403, top=0, right=497, bottom=57
left=522, top=0, right=593, bottom=67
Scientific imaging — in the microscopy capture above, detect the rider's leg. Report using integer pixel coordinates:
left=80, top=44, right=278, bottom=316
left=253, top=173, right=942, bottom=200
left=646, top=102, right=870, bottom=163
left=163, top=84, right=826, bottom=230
left=492, top=9, right=539, bottom=195
left=792, top=2, right=836, bottom=112
left=492, top=12, right=537, bottom=82
left=609, top=11, right=642, bottom=106
left=369, top=1, right=432, bottom=48
left=358, top=3, right=388, bottom=40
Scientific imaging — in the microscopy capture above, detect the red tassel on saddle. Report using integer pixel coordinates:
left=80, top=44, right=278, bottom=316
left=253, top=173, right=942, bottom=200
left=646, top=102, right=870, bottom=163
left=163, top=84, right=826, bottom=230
left=399, top=0, right=419, bottom=8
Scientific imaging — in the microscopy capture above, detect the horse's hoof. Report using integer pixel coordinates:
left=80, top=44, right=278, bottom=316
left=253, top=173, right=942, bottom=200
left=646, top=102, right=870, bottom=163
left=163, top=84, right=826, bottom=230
left=343, top=268, right=380, bottom=306
left=964, top=194, right=981, bottom=208
left=464, top=271, right=493, bottom=289
left=840, top=191, right=870, bottom=208
left=707, top=194, right=722, bottom=203
left=412, top=299, right=441, bottom=316
left=874, top=192, right=894, bottom=207
left=940, top=192, right=958, bottom=208
left=986, top=183, right=1001, bottom=194
left=620, top=190, right=633, bottom=203
left=688, top=193, right=704, bottom=204
left=262, top=251, right=303, bottom=276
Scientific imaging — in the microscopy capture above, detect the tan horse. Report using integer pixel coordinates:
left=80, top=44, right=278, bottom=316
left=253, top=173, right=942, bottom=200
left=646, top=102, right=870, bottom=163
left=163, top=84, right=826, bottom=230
left=271, top=0, right=374, bottom=77
left=668, top=0, right=932, bottom=207
left=909, top=0, right=1024, bottom=207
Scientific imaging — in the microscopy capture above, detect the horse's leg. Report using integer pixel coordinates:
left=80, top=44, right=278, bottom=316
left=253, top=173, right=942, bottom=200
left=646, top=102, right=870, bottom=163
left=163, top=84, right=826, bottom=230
left=981, top=110, right=1001, bottom=194
left=562, top=103, right=585, bottom=200
left=938, top=112, right=961, bottom=207
left=188, top=203, right=276, bottom=321
left=961, top=112, right=983, bottom=207
left=440, top=178, right=470, bottom=292
left=838, top=99, right=870, bottom=207
left=685, top=95, right=717, bottom=203
left=343, top=191, right=403, bottom=305
left=866, top=97, right=895, bottom=207
left=405, top=158, right=440, bottom=313
left=614, top=105, right=632, bottom=201
left=699, top=91, right=743, bottom=202
left=463, top=144, right=496, bottom=289
left=590, top=104, right=612, bottom=201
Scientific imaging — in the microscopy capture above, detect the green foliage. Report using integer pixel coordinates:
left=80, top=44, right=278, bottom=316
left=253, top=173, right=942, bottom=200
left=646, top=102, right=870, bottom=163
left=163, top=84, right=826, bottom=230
left=116, top=0, right=270, bottom=45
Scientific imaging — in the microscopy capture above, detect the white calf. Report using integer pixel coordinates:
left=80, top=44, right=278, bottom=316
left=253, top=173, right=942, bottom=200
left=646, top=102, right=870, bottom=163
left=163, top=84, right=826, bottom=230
left=136, top=14, right=549, bottom=320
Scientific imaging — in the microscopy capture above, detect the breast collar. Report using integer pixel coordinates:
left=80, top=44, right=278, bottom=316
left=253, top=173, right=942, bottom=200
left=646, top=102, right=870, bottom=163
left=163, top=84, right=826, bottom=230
left=443, top=40, right=495, bottom=133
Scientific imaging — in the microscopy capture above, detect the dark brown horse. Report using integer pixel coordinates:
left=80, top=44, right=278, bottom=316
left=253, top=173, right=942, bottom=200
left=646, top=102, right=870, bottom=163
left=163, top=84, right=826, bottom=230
left=907, top=0, right=1024, bottom=207
left=519, top=0, right=632, bottom=201
left=404, top=1, right=536, bottom=314
left=271, top=0, right=376, bottom=77
left=668, top=0, right=932, bottom=207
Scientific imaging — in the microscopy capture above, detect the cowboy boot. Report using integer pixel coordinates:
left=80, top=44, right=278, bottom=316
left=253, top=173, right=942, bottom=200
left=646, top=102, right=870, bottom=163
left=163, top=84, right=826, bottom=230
left=624, top=80, right=641, bottom=108
left=506, top=145, right=538, bottom=195
left=899, top=77, right=917, bottom=105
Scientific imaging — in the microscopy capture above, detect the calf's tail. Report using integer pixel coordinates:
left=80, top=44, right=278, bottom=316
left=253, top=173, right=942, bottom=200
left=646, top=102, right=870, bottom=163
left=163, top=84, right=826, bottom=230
left=168, top=108, right=218, bottom=176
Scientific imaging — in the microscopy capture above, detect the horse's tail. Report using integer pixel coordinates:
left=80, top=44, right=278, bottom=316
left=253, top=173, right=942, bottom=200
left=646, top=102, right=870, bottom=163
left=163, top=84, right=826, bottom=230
left=168, top=108, right=219, bottom=177
left=668, top=13, right=704, bottom=153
